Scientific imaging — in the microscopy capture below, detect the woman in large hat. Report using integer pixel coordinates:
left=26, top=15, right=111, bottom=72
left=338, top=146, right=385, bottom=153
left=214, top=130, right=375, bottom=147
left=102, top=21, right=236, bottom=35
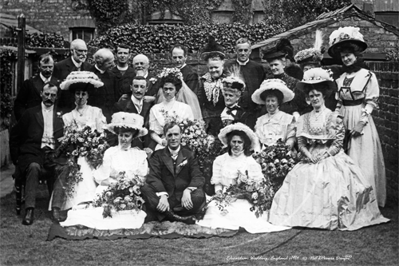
left=60, top=112, right=149, bottom=229
left=252, top=79, right=296, bottom=149
left=269, top=68, right=389, bottom=230
left=197, top=36, right=228, bottom=135
left=197, top=123, right=289, bottom=233
left=328, top=26, right=386, bottom=207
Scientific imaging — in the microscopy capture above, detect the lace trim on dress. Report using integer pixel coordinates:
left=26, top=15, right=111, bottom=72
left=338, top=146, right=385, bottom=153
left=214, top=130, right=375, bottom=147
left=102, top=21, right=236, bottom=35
left=202, top=72, right=223, bottom=106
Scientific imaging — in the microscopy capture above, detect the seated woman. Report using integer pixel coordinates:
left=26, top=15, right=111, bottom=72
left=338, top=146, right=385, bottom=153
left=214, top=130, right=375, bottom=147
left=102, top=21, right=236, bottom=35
left=60, top=112, right=149, bottom=230
left=149, top=73, right=194, bottom=150
left=252, top=79, right=296, bottom=149
left=269, top=68, right=389, bottom=230
left=197, top=123, right=290, bottom=233
left=50, top=72, right=106, bottom=219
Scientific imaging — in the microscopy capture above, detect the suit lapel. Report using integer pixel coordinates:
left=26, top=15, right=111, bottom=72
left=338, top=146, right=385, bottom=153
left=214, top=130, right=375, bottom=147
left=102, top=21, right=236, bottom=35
left=162, top=148, right=175, bottom=176
left=32, top=76, right=44, bottom=97
left=35, top=106, right=44, bottom=128
left=175, top=148, right=188, bottom=176
left=141, top=101, right=151, bottom=117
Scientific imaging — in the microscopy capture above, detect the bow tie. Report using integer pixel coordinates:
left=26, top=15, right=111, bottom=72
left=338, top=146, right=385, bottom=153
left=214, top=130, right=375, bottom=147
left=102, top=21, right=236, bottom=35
left=226, top=105, right=240, bottom=115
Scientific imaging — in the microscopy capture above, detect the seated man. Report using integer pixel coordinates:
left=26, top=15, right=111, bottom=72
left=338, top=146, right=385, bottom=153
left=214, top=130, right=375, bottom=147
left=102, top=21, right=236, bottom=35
left=141, top=122, right=206, bottom=224
left=10, top=83, right=64, bottom=225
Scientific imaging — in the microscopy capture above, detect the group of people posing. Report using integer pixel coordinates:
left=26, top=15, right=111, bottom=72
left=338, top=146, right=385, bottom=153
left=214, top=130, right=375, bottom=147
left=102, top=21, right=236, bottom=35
left=11, top=26, right=388, bottom=233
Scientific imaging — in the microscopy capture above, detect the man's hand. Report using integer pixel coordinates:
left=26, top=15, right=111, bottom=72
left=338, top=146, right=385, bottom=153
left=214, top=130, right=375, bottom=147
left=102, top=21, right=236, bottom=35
left=350, top=121, right=366, bottom=138
left=144, top=147, right=153, bottom=158
left=157, top=195, right=170, bottom=212
left=181, top=189, right=193, bottom=210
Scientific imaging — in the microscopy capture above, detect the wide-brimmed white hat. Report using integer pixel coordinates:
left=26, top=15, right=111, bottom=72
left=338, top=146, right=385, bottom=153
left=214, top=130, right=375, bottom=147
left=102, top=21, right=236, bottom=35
left=251, top=79, right=295, bottom=105
left=296, top=68, right=336, bottom=93
left=60, top=71, right=104, bottom=90
left=218, top=123, right=260, bottom=151
left=328, top=26, right=367, bottom=58
left=106, top=112, right=148, bottom=137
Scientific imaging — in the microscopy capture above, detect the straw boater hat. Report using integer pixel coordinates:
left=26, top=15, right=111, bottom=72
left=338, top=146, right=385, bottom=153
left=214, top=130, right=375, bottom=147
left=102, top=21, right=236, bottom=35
left=296, top=68, right=336, bottom=96
left=201, top=35, right=225, bottom=61
left=251, top=79, right=295, bottom=105
left=328, top=26, right=367, bottom=58
left=60, top=71, right=104, bottom=92
left=262, top=38, right=294, bottom=61
left=106, top=112, right=148, bottom=137
left=294, top=30, right=325, bottom=66
left=218, top=122, right=260, bottom=152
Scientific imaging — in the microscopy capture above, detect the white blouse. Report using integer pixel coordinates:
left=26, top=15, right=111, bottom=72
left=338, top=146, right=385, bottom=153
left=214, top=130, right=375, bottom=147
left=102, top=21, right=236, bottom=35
left=62, top=105, right=106, bottom=132
left=255, top=110, right=295, bottom=146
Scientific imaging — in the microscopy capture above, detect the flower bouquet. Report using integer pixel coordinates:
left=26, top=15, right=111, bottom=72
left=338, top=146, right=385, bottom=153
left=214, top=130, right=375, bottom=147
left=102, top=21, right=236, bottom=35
left=56, top=124, right=109, bottom=197
left=210, top=170, right=275, bottom=218
left=157, top=67, right=183, bottom=80
left=93, top=172, right=145, bottom=218
left=252, top=140, right=299, bottom=193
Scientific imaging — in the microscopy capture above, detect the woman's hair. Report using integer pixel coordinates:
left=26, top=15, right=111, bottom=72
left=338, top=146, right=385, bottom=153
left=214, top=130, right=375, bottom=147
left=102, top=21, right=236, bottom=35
left=260, top=89, right=284, bottom=106
left=226, top=130, right=252, bottom=156
left=160, top=73, right=182, bottom=92
left=115, top=127, right=139, bottom=138
left=303, top=83, right=328, bottom=97
left=336, top=43, right=362, bottom=57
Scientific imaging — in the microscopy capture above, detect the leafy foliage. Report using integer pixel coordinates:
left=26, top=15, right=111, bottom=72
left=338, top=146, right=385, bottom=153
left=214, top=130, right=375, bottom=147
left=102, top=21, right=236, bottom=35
left=26, top=32, right=66, bottom=48
left=89, top=22, right=286, bottom=54
left=0, top=49, right=17, bottom=129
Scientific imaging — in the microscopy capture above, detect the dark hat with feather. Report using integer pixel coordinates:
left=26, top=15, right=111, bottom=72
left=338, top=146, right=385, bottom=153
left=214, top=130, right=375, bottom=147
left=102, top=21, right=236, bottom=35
left=201, top=35, right=225, bottom=61
left=262, top=38, right=294, bottom=62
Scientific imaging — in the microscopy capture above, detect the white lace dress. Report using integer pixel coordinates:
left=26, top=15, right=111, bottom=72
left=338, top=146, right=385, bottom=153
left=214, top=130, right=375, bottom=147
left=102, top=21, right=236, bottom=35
left=197, top=153, right=290, bottom=233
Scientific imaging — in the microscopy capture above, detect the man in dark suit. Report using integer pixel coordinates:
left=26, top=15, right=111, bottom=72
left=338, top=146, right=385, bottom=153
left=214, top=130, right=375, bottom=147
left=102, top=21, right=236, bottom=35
left=53, top=39, right=91, bottom=113
left=133, top=54, right=158, bottom=101
left=171, top=44, right=199, bottom=94
left=88, top=48, right=115, bottom=122
left=113, top=76, right=154, bottom=152
left=225, top=38, right=266, bottom=128
left=110, top=44, right=135, bottom=99
left=14, top=53, right=60, bottom=120
left=10, top=83, right=64, bottom=225
left=141, top=122, right=206, bottom=224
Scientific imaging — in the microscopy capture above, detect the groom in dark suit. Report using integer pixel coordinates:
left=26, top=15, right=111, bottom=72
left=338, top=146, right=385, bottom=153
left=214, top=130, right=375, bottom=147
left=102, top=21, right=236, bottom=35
left=141, top=122, right=206, bottom=224
left=10, top=83, right=64, bottom=225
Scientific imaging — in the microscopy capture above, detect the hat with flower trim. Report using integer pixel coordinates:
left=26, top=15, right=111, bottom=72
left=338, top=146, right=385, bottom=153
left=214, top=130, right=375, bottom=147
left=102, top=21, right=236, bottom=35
left=201, top=35, right=225, bottom=61
left=296, top=68, right=336, bottom=96
left=295, top=30, right=325, bottom=66
left=252, top=79, right=294, bottom=105
left=60, top=71, right=104, bottom=92
left=222, top=65, right=246, bottom=92
left=328, top=26, right=367, bottom=58
left=106, top=112, right=148, bottom=137
left=218, top=122, right=260, bottom=152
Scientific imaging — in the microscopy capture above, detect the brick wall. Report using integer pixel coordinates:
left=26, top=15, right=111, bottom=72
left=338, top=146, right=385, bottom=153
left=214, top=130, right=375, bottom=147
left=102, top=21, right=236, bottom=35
left=368, top=62, right=399, bottom=204
left=1, top=0, right=93, bottom=41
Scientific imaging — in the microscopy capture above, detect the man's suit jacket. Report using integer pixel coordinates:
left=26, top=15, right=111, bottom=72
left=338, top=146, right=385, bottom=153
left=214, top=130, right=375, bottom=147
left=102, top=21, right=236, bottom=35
left=53, top=57, right=91, bottom=113
left=10, top=105, right=64, bottom=172
left=112, top=98, right=153, bottom=148
left=14, top=75, right=60, bottom=120
left=110, top=66, right=135, bottom=99
left=180, top=65, right=199, bottom=95
left=144, top=74, right=161, bottom=98
left=146, top=147, right=205, bottom=207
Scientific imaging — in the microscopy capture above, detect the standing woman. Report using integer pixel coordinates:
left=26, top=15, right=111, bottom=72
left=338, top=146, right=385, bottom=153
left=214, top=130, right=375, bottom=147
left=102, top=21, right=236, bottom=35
left=328, top=27, right=386, bottom=207
left=197, top=36, right=227, bottom=136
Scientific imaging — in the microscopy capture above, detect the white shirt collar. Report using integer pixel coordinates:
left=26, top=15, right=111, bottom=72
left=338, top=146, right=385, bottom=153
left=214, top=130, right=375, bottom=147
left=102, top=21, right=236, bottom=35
left=168, top=145, right=181, bottom=156
left=179, top=63, right=187, bottom=69
left=117, top=65, right=129, bottom=71
left=237, top=59, right=249, bottom=66
left=71, top=56, right=82, bottom=68
left=41, top=102, right=54, bottom=112
left=40, top=73, right=51, bottom=83
left=95, top=65, right=105, bottom=74
left=131, top=95, right=144, bottom=106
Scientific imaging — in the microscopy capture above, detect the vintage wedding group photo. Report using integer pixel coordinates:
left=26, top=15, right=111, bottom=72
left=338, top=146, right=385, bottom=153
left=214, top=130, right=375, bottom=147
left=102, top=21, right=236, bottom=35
left=0, top=0, right=398, bottom=265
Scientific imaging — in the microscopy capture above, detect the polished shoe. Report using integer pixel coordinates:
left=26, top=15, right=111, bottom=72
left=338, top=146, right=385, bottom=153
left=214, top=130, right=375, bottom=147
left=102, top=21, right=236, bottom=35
left=194, top=202, right=208, bottom=221
left=22, top=208, right=34, bottom=225
left=52, top=208, right=61, bottom=222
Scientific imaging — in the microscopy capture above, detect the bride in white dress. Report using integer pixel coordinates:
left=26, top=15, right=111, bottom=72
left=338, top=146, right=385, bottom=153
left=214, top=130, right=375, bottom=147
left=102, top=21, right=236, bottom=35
left=150, top=72, right=194, bottom=150
left=61, top=112, right=149, bottom=230
left=197, top=123, right=290, bottom=233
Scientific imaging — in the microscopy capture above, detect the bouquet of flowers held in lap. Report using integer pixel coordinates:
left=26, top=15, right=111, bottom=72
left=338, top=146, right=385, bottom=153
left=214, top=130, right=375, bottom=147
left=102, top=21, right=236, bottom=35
left=210, top=170, right=274, bottom=218
left=55, top=124, right=109, bottom=197
left=93, top=172, right=145, bottom=218
left=253, top=140, right=299, bottom=192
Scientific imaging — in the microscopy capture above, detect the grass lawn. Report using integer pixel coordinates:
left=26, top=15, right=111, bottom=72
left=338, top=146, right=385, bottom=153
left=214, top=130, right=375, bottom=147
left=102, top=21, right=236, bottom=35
left=0, top=188, right=398, bottom=266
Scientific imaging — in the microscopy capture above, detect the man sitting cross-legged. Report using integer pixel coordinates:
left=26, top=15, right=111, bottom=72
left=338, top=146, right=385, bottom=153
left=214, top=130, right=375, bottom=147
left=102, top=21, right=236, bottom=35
left=141, top=122, right=206, bottom=224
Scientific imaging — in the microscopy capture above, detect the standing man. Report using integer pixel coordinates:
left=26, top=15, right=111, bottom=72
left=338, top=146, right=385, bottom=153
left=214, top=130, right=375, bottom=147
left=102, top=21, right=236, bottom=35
left=141, top=122, right=206, bottom=224
left=113, top=76, right=154, bottom=152
left=14, top=53, right=60, bottom=120
left=225, top=38, right=265, bottom=128
left=111, top=44, right=135, bottom=99
left=53, top=39, right=91, bottom=113
left=132, top=54, right=158, bottom=100
left=171, top=44, right=199, bottom=94
left=89, top=48, right=115, bottom=122
left=10, top=83, right=64, bottom=225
